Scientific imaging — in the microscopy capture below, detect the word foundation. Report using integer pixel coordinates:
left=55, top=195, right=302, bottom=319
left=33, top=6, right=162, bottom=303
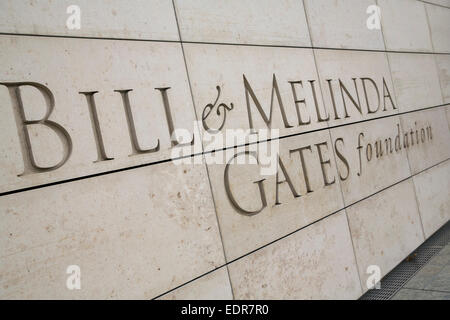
left=357, top=122, right=432, bottom=176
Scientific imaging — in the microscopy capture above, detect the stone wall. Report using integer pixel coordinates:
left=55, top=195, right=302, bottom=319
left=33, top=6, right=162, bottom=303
left=0, top=0, right=449, bottom=299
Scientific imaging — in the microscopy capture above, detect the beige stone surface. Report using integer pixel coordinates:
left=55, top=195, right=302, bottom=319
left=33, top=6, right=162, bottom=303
left=159, top=268, right=233, bottom=300
left=207, top=130, right=344, bottom=261
left=421, top=0, right=450, bottom=7
left=304, top=0, right=385, bottom=50
left=388, top=53, right=443, bottom=112
left=0, top=0, right=179, bottom=41
left=174, top=0, right=311, bottom=46
left=426, top=4, right=450, bottom=53
left=227, top=211, right=362, bottom=299
left=435, top=55, right=450, bottom=103
left=413, top=160, right=450, bottom=238
left=0, top=157, right=225, bottom=299
left=183, top=44, right=327, bottom=148
left=0, top=0, right=448, bottom=301
left=400, top=107, right=450, bottom=174
left=314, top=49, right=398, bottom=126
left=0, top=35, right=199, bottom=194
left=378, top=0, right=433, bottom=52
left=447, top=106, right=450, bottom=128
left=346, top=180, right=425, bottom=293
left=330, top=115, right=411, bottom=205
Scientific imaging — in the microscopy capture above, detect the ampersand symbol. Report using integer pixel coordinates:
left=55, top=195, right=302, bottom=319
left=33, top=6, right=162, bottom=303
left=202, top=86, right=234, bottom=132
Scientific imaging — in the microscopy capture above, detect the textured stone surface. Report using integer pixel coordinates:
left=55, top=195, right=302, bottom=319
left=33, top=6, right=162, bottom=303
left=159, top=268, right=233, bottom=300
left=346, top=180, right=425, bottom=293
left=421, top=0, right=450, bottom=7
left=413, top=160, right=450, bottom=238
left=0, top=0, right=449, bottom=300
left=304, top=0, right=384, bottom=50
left=183, top=44, right=327, bottom=149
left=378, top=0, right=433, bottom=52
left=227, top=211, right=362, bottom=299
left=0, top=157, right=224, bottom=299
left=400, top=108, right=450, bottom=174
left=0, top=35, right=198, bottom=194
left=436, top=55, right=450, bottom=103
left=426, top=4, right=450, bottom=53
left=0, top=0, right=179, bottom=40
left=447, top=106, right=450, bottom=128
left=174, top=0, right=311, bottom=46
left=314, top=49, right=398, bottom=127
left=330, top=115, right=411, bottom=205
left=207, top=131, right=344, bottom=261
left=388, top=53, right=443, bottom=112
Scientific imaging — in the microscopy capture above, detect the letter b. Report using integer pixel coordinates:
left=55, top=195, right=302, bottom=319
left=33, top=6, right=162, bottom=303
left=1, top=82, right=73, bottom=176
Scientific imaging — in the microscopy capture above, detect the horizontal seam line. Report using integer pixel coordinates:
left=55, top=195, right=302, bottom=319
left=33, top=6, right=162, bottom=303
left=0, top=32, right=449, bottom=55
left=0, top=103, right=448, bottom=197
left=152, top=157, right=449, bottom=299
left=418, top=0, right=450, bottom=9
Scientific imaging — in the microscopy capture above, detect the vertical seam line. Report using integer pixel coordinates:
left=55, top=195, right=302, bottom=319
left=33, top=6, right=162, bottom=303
left=170, top=0, right=236, bottom=300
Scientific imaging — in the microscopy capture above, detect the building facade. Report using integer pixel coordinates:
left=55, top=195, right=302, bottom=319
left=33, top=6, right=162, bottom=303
left=0, top=0, right=449, bottom=299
